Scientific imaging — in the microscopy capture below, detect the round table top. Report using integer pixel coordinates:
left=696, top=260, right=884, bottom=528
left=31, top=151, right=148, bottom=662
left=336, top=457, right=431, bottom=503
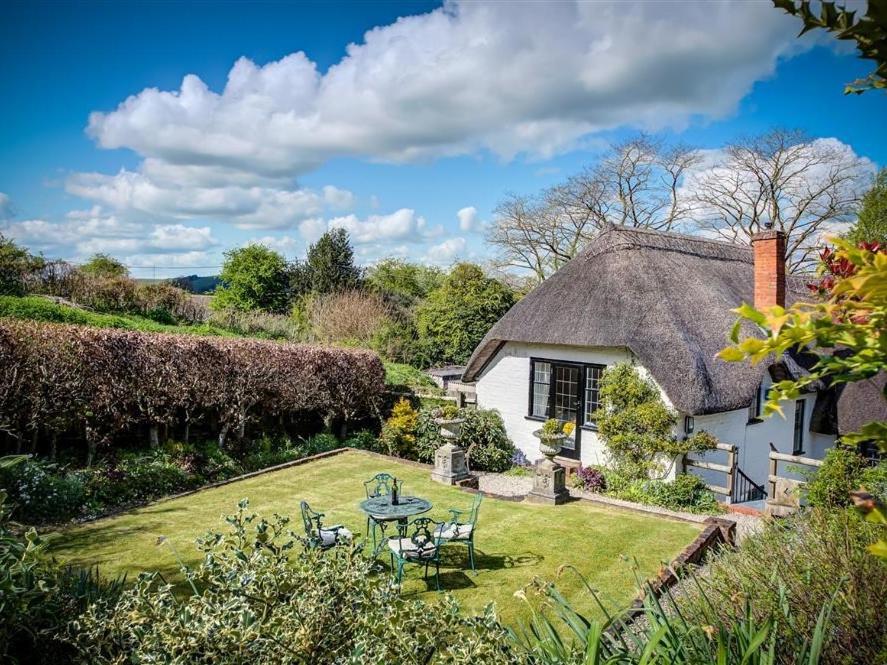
left=359, top=495, right=432, bottom=520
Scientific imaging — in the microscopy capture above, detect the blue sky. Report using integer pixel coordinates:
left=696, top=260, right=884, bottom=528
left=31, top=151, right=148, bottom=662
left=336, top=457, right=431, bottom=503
left=1, top=0, right=884, bottom=278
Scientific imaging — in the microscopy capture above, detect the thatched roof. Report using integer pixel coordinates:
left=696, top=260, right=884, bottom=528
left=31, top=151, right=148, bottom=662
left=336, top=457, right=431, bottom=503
left=463, top=225, right=812, bottom=415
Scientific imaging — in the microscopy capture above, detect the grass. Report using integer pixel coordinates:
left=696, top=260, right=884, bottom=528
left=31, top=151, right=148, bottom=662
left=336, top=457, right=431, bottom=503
left=384, top=361, right=441, bottom=392
left=0, top=295, right=234, bottom=337
left=49, top=450, right=701, bottom=627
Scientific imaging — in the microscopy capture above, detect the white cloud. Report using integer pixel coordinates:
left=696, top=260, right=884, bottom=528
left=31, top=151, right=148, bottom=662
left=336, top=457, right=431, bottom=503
left=85, top=1, right=806, bottom=180
left=322, top=185, right=355, bottom=211
left=457, top=206, right=480, bottom=232
left=327, top=208, right=435, bottom=244
left=424, top=237, right=467, bottom=265
left=4, top=208, right=218, bottom=261
left=298, top=217, right=328, bottom=244
left=250, top=234, right=303, bottom=256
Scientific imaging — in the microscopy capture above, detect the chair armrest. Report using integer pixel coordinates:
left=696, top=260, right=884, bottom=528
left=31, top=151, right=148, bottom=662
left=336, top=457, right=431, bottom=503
left=447, top=508, right=469, bottom=522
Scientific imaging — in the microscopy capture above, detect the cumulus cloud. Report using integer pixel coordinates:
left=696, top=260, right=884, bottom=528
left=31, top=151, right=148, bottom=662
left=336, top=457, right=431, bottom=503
left=424, top=237, right=467, bottom=265
left=4, top=208, right=218, bottom=261
left=457, top=206, right=481, bottom=232
left=326, top=208, right=442, bottom=244
left=86, top=1, right=805, bottom=180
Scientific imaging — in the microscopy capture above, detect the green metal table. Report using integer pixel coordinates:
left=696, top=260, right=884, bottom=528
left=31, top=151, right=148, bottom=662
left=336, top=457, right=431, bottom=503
left=359, top=495, right=432, bottom=556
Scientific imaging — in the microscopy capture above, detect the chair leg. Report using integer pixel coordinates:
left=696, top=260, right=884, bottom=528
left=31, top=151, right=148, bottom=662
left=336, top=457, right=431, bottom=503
left=435, top=561, right=441, bottom=592
left=397, top=561, right=404, bottom=585
left=468, top=541, right=476, bottom=574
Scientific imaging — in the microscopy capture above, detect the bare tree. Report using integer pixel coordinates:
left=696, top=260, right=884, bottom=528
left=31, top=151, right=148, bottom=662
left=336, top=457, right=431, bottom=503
left=486, top=135, right=699, bottom=281
left=691, top=129, right=869, bottom=272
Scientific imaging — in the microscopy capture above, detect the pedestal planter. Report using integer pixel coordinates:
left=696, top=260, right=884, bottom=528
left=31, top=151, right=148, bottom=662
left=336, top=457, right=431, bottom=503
left=526, top=430, right=570, bottom=505
left=431, top=417, right=471, bottom=485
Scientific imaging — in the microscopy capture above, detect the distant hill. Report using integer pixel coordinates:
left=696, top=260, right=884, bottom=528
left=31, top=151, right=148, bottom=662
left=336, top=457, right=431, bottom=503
left=169, top=274, right=221, bottom=294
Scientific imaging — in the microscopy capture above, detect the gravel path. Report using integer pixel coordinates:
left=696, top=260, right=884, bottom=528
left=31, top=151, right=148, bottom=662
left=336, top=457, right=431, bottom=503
left=475, top=471, right=533, bottom=497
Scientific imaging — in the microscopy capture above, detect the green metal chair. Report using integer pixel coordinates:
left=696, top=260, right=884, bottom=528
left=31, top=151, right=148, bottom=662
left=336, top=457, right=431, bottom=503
left=435, top=492, right=482, bottom=573
left=300, top=500, right=352, bottom=550
left=363, top=473, right=400, bottom=548
left=387, top=517, right=444, bottom=591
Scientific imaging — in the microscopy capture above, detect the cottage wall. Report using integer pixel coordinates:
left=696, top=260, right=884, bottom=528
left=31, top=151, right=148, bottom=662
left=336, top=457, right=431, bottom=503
left=475, top=342, right=836, bottom=493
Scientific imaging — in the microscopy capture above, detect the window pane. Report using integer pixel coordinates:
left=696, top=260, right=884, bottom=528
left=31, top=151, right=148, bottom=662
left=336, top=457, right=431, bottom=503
left=553, top=366, right=578, bottom=422
left=584, top=365, right=603, bottom=424
left=531, top=361, right=550, bottom=418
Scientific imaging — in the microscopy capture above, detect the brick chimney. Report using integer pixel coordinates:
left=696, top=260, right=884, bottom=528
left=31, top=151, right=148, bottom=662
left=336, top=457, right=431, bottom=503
left=750, top=226, right=786, bottom=310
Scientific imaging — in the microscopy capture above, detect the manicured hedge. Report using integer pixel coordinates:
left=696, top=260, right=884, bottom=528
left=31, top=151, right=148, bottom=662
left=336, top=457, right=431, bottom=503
left=0, top=320, right=384, bottom=462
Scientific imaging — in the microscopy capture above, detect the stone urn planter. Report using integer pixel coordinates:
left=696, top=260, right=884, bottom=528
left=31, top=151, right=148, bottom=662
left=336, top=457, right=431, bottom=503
left=431, top=412, right=471, bottom=486
left=526, top=426, right=570, bottom=505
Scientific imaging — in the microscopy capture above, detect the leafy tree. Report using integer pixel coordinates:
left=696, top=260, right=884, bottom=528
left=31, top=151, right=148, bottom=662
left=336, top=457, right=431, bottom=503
left=366, top=258, right=444, bottom=307
left=720, top=239, right=887, bottom=558
left=80, top=253, right=128, bottom=279
left=593, top=363, right=716, bottom=480
left=774, top=0, right=887, bottom=94
left=292, top=229, right=363, bottom=296
left=0, top=234, right=43, bottom=296
left=848, top=168, right=887, bottom=245
left=213, top=244, right=290, bottom=313
left=415, top=263, right=516, bottom=365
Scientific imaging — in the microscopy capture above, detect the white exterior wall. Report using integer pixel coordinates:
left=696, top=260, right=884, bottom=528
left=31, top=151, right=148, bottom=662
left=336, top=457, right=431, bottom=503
left=475, top=342, right=837, bottom=492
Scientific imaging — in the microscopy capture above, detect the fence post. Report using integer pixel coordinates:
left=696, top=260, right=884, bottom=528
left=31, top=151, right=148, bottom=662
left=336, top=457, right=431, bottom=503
left=767, top=442, right=778, bottom=500
left=726, top=444, right=736, bottom=504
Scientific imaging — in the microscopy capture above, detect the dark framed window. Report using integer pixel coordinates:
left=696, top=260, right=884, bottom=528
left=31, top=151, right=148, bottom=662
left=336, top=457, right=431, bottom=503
left=793, top=399, right=806, bottom=455
left=528, top=358, right=605, bottom=429
left=749, top=384, right=763, bottom=422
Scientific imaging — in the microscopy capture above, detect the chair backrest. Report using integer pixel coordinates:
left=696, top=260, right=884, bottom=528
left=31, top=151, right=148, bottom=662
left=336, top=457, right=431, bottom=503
left=300, top=500, right=322, bottom=540
left=364, top=473, right=398, bottom=499
left=467, top=492, right=483, bottom=526
left=408, top=517, right=443, bottom=555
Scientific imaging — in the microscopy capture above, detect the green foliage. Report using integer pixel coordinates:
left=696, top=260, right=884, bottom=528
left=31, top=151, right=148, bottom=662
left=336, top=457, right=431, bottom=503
left=415, top=407, right=516, bottom=472
left=594, top=364, right=716, bottom=480
left=603, top=471, right=720, bottom=514
left=71, top=501, right=519, bottom=664
left=773, top=0, right=887, bottom=93
left=213, top=244, right=291, bottom=313
left=848, top=168, right=887, bottom=245
left=367, top=258, right=445, bottom=307
left=291, top=228, right=363, bottom=296
left=0, top=478, right=124, bottom=663
left=720, top=239, right=887, bottom=557
left=380, top=398, right=420, bottom=457
left=0, top=234, right=44, bottom=296
left=514, top=564, right=832, bottom=665
left=415, top=263, right=516, bottom=365
left=78, top=253, right=127, bottom=279
left=679, top=508, right=887, bottom=664
left=384, top=360, right=440, bottom=393
left=0, top=459, right=86, bottom=523
left=805, top=445, right=869, bottom=508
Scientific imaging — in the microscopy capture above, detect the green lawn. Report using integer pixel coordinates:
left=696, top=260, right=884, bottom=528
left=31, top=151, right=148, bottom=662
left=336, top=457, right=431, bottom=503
left=49, top=451, right=700, bottom=627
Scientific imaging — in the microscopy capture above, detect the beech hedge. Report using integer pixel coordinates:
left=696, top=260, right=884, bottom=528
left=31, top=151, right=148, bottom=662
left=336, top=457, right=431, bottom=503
left=0, top=320, right=384, bottom=463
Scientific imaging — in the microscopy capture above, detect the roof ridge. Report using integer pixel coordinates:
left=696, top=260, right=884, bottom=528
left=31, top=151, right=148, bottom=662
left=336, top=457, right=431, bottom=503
left=583, top=225, right=752, bottom=264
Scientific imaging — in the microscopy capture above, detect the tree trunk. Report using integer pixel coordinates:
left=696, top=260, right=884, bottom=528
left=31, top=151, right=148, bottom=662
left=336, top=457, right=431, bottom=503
left=149, top=424, right=160, bottom=449
left=218, top=424, right=230, bottom=449
left=50, top=432, right=58, bottom=461
left=183, top=420, right=190, bottom=445
left=29, top=427, right=38, bottom=454
left=87, top=439, right=96, bottom=467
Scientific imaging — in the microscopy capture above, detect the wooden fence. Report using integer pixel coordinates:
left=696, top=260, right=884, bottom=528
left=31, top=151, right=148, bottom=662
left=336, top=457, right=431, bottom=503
left=682, top=442, right=737, bottom=501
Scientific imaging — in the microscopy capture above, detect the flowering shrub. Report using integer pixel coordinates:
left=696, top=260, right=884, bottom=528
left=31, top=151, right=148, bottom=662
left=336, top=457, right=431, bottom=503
left=0, top=459, right=85, bottom=523
left=415, top=407, right=515, bottom=472
left=0, top=320, right=385, bottom=463
left=574, top=466, right=606, bottom=493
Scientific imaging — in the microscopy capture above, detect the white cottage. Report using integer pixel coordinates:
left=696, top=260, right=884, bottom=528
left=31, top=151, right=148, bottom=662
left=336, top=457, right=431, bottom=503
left=462, top=225, right=882, bottom=503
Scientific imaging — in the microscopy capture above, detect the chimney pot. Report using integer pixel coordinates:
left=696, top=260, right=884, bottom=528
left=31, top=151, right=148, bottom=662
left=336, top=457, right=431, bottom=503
left=750, top=229, right=786, bottom=310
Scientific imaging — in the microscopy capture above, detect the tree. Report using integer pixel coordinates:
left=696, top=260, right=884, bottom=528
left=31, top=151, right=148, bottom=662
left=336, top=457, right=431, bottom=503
left=366, top=258, right=444, bottom=308
left=692, top=129, right=869, bottom=272
left=212, top=244, right=290, bottom=313
left=848, top=168, right=887, bottom=245
left=0, top=233, right=43, bottom=296
left=774, top=0, right=887, bottom=94
left=415, top=263, right=516, bottom=366
left=487, top=135, right=699, bottom=282
left=292, top=229, right=363, bottom=296
left=80, top=253, right=128, bottom=278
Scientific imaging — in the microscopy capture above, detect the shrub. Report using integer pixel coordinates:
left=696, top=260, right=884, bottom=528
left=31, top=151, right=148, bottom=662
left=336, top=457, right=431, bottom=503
left=213, top=244, right=291, bottom=314
left=573, top=466, right=606, bottom=493
left=805, top=445, right=880, bottom=508
left=308, top=289, right=394, bottom=347
left=0, top=459, right=86, bottom=523
left=343, top=429, right=379, bottom=452
left=594, top=363, right=716, bottom=480
left=208, top=307, right=302, bottom=340
left=415, top=407, right=515, bottom=472
left=0, top=234, right=44, bottom=296
left=0, top=320, right=385, bottom=463
left=71, top=501, right=519, bottom=664
left=379, top=398, right=420, bottom=457
left=679, top=508, right=887, bottom=664
left=70, top=274, right=140, bottom=313
left=602, top=471, right=719, bottom=514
